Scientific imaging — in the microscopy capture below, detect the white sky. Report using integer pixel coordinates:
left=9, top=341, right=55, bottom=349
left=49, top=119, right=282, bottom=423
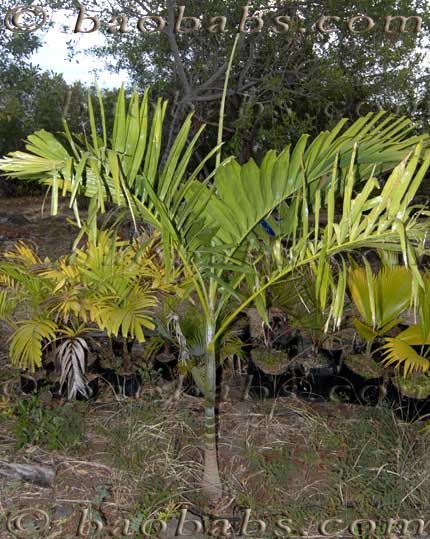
left=30, top=8, right=430, bottom=89
left=30, top=10, right=130, bottom=88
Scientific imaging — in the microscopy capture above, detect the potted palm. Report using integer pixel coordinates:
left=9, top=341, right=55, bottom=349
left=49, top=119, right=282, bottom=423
left=0, top=230, right=174, bottom=400
left=346, top=262, right=430, bottom=410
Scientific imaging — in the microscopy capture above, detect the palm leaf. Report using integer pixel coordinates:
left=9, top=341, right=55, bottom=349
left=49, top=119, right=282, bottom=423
left=9, top=319, right=57, bottom=371
left=182, top=115, right=429, bottom=250
left=0, top=88, right=209, bottom=227
left=93, top=288, right=157, bottom=342
left=381, top=337, right=430, bottom=375
left=57, top=336, right=91, bottom=400
left=348, top=264, right=412, bottom=330
left=214, top=144, right=430, bottom=341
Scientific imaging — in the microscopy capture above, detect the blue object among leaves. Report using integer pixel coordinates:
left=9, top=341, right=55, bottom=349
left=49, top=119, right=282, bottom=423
left=260, top=219, right=276, bottom=236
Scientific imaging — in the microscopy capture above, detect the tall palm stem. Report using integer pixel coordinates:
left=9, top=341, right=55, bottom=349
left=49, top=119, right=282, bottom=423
left=202, top=317, right=222, bottom=499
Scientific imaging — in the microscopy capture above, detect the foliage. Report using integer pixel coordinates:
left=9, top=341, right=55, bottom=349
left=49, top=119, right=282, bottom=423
left=347, top=262, right=412, bottom=344
left=0, top=230, right=174, bottom=398
left=13, top=394, right=88, bottom=450
left=50, top=0, right=430, bottom=157
left=0, top=70, right=118, bottom=197
left=0, top=84, right=220, bottom=242
left=144, top=298, right=246, bottom=394
left=3, top=85, right=430, bottom=498
left=347, top=263, right=430, bottom=376
left=381, top=324, right=430, bottom=376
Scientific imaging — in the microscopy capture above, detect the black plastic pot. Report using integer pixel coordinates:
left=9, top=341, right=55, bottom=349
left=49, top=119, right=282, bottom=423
left=20, top=358, right=98, bottom=401
left=246, top=347, right=340, bottom=400
left=291, top=349, right=339, bottom=401
left=76, top=378, right=99, bottom=401
left=99, top=368, right=142, bottom=397
left=153, top=352, right=178, bottom=381
left=334, top=363, right=383, bottom=406
left=246, top=348, right=294, bottom=398
left=301, top=366, right=339, bottom=402
left=20, top=375, right=50, bottom=394
left=153, top=352, right=223, bottom=398
left=385, top=382, right=430, bottom=422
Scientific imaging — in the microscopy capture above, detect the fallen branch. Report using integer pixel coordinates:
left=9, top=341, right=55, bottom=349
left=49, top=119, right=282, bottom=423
left=0, top=461, right=56, bottom=488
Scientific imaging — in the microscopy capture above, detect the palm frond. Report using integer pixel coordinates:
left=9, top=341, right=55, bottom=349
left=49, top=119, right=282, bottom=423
left=348, top=264, right=412, bottom=330
left=9, top=319, right=58, bottom=371
left=214, top=144, right=430, bottom=341
left=381, top=337, right=430, bottom=375
left=57, top=336, right=91, bottom=400
left=92, top=287, right=158, bottom=342
left=0, top=87, right=211, bottom=232
left=181, top=114, right=429, bottom=251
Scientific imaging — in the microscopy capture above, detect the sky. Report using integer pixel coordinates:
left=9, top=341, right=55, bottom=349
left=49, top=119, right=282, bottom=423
left=30, top=9, right=130, bottom=88
left=29, top=8, right=430, bottom=89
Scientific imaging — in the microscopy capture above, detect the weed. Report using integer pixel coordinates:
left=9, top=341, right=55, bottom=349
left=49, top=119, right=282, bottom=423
left=100, top=403, right=167, bottom=471
left=137, top=364, right=163, bottom=386
left=317, top=405, right=430, bottom=519
left=12, top=394, right=88, bottom=451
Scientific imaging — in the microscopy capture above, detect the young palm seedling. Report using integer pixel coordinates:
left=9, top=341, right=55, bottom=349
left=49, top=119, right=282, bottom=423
left=0, top=230, right=176, bottom=399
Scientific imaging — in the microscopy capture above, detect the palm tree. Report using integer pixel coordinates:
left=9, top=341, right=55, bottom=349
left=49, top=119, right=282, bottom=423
left=347, top=262, right=430, bottom=375
left=1, top=86, right=430, bottom=501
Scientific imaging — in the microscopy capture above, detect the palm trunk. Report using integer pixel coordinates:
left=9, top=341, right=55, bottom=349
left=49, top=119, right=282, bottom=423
left=202, top=322, right=222, bottom=500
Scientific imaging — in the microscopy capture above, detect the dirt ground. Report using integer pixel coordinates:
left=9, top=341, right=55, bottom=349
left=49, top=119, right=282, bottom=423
left=1, top=390, right=430, bottom=538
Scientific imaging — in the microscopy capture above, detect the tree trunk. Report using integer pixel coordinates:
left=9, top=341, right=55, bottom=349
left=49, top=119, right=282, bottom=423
left=202, top=324, right=222, bottom=501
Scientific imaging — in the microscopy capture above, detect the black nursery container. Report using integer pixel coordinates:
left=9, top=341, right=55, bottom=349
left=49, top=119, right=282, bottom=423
left=386, top=374, right=430, bottom=422
left=247, top=348, right=295, bottom=398
left=153, top=352, right=222, bottom=398
left=99, top=368, right=142, bottom=397
left=333, top=354, right=384, bottom=406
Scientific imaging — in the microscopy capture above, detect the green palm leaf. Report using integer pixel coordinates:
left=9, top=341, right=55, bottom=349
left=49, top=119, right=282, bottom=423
left=181, top=114, right=429, bottom=250
left=9, top=319, right=57, bottom=371
left=0, top=87, right=209, bottom=232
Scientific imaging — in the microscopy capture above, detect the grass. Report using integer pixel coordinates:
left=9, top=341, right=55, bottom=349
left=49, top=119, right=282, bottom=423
left=217, top=399, right=430, bottom=535
left=94, top=400, right=200, bottom=519
left=2, top=385, right=430, bottom=537
left=11, top=394, right=89, bottom=451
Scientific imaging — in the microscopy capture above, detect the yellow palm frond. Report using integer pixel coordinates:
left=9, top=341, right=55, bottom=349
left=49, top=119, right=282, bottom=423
left=91, top=288, right=158, bottom=342
left=348, top=264, right=412, bottom=336
left=4, top=242, right=43, bottom=266
left=381, top=337, right=430, bottom=376
left=348, top=265, right=375, bottom=326
left=9, top=319, right=58, bottom=371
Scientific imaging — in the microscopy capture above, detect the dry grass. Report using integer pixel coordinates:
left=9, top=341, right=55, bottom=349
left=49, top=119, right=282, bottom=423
left=1, top=386, right=430, bottom=537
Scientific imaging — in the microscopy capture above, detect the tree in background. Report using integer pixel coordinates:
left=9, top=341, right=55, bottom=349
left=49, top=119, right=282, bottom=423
left=0, top=1, right=119, bottom=194
left=51, top=0, right=430, bottom=160
left=1, top=0, right=429, bottom=185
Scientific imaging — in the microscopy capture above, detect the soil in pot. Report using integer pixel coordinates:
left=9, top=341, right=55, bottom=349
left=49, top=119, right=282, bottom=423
left=336, top=354, right=384, bottom=405
left=247, top=348, right=294, bottom=398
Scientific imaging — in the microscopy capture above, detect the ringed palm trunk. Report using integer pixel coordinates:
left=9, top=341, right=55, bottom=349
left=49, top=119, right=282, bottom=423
left=202, top=321, right=222, bottom=500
